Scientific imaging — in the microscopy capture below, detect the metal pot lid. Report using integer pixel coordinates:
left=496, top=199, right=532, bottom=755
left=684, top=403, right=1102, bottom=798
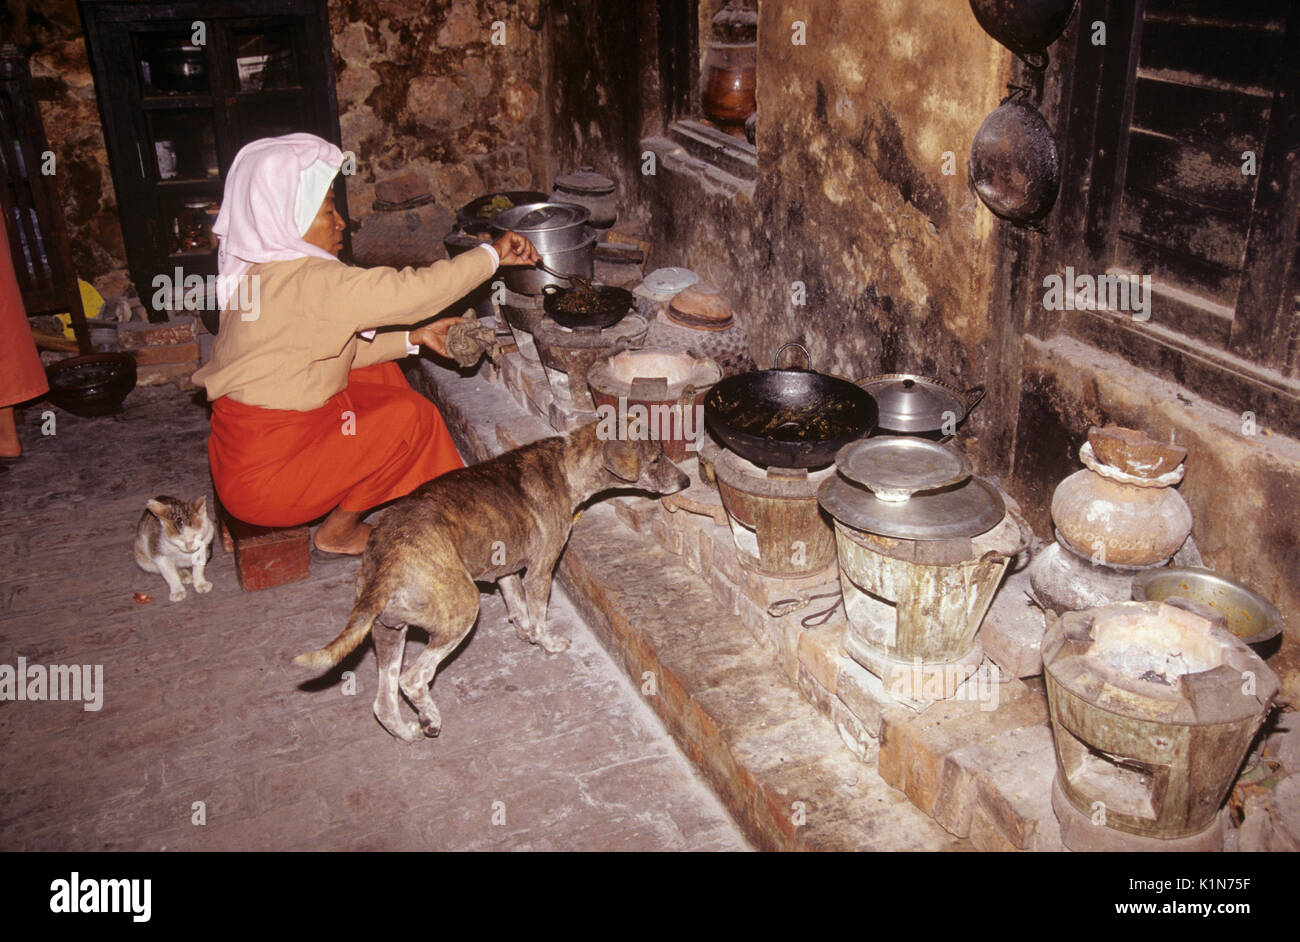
left=818, top=473, right=1005, bottom=541
left=834, top=436, right=971, bottom=500
left=553, top=166, right=615, bottom=195
left=856, top=373, right=965, bottom=432
left=491, top=201, right=590, bottom=232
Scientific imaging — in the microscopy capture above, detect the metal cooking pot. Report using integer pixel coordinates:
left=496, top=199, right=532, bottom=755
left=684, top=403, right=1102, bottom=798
left=490, top=202, right=596, bottom=295
left=489, top=201, right=591, bottom=252
left=505, top=233, right=597, bottom=295
left=542, top=282, right=633, bottom=331
left=969, top=0, right=1079, bottom=70
left=856, top=373, right=985, bottom=436
left=704, top=343, right=878, bottom=468
left=969, top=95, right=1061, bottom=227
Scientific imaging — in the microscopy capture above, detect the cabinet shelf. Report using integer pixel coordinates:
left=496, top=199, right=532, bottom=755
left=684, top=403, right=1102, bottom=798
left=79, top=0, right=345, bottom=321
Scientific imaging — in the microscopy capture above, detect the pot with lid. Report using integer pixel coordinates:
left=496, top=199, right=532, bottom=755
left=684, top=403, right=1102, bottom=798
left=550, top=167, right=617, bottom=230
left=856, top=373, right=985, bottom=438
left=490, top=201, right=595, bottom=295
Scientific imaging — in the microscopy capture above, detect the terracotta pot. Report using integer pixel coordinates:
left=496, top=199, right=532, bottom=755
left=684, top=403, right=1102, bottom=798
left=1051, top=469, right=1192, bottom=567
left=701, top=44, right=756, bottom=126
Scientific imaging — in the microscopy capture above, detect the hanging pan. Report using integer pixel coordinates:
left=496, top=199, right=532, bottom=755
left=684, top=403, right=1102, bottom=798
left=969, top=92, right=1060, bottom=228
left=969, top=0, right=1080, bottom=70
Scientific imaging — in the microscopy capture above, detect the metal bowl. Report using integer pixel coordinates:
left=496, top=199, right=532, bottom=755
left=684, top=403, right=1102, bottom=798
left=45, top=353, right=138, bottom=417
left=1132, top=567, right=1284, bottom=648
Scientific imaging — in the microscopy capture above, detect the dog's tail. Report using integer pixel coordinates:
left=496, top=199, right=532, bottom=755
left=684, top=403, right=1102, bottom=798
left=292, top=596, right=383, bottom=671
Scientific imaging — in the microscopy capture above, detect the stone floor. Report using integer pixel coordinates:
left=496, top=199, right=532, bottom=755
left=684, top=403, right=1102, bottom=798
left=0, top=388, right=750, bottom=851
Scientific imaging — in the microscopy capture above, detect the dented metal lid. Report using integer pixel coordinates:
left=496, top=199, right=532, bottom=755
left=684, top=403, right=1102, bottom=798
left=491, top=201, right=590, bottom=232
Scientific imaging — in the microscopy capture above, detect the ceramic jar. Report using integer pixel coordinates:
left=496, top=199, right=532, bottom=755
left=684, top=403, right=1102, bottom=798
left=549, top=167, right=617, bottom=230
left=700, top=2, right=757, bottom=129
left=1050, top=427, right=1193, bottom=568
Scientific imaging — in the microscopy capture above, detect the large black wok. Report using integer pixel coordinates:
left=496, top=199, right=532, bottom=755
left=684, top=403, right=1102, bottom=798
left=542, top=282, right=634, bottom=330
left=704, top=343, right=878, bottom=468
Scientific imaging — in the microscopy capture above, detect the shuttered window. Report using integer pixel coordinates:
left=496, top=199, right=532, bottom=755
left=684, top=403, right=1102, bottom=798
left=1051, top=0, right=1300, bottom=425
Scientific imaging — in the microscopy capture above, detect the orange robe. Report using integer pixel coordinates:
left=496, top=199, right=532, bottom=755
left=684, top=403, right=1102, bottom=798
left=0, top=220, right=50, bottom=407
left=208, top=360, right=462, bottom=525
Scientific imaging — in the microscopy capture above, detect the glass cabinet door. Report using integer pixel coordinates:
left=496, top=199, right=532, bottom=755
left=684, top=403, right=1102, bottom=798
left=133, top=30, right=212, bottom=97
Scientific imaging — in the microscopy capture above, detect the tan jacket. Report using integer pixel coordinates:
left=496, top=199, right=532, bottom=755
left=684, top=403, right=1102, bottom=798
left=194, top=248, right=495, bottom=410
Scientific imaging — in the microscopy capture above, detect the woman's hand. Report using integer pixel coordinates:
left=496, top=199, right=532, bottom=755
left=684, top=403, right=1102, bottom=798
left=409, top=317, right=462, bottom=358
left=492, top=230, right=541, bottom=267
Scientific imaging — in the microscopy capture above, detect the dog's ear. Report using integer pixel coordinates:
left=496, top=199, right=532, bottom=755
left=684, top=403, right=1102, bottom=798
left=602, top=438, right=641, bottom=482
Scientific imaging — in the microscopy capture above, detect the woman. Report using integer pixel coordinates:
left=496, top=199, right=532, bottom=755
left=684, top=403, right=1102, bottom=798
left=194, top=133, right=538, bottom=555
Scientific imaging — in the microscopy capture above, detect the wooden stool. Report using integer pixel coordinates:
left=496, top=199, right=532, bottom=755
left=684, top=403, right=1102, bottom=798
left=214, top=491, right=311, bottom=591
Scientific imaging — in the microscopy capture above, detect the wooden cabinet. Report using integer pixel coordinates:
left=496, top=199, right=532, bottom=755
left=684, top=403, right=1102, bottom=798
left=78, top=0, right=346, bottom=321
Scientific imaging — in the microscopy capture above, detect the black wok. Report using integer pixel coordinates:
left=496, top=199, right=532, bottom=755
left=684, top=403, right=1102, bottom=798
left=542, top=282, right=634, bottom=330
left=704, top=343, right=878, bottom=468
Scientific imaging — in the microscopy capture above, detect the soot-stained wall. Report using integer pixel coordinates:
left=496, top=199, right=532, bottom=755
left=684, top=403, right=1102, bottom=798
left=8, top=0, right=549, bottom=288
left=551, top=0, right=1014, bottom=468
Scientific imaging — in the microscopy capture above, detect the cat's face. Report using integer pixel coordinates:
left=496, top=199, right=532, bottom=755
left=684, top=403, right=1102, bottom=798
left=147, top=497, right=210, bottom=554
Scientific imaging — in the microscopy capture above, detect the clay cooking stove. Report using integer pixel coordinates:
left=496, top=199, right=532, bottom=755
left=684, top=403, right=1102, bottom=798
left=698, top=432, right=838, bottom=579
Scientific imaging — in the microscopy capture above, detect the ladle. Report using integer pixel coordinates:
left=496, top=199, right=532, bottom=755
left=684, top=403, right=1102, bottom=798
left=535, top=259, right=595, bottom=292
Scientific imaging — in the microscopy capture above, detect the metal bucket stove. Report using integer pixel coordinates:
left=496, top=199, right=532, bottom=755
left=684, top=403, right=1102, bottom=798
left=700, top=432, right=839, bottom=578
left=818, top=437, right=1030, bottom=701
left=1044, top=600, right=1278, bottom=851
left=532, top=314, right=648, bottom=412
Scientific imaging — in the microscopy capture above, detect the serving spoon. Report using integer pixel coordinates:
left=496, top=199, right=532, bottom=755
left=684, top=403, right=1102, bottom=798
left=535, top=259, right=595, bottom=292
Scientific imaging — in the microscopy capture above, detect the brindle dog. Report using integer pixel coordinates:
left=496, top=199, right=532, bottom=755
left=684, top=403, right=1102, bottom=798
left=293, top=422, right=690, bottom=741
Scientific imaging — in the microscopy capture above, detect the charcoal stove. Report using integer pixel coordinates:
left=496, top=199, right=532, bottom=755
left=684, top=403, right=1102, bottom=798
left=818, top=437, right=1031, bottom=701
left=531, top=313, right=648, bottom=411
left=1044, top=600, right=1278, bottom=851
left=700, top=432, right=839, bottom=578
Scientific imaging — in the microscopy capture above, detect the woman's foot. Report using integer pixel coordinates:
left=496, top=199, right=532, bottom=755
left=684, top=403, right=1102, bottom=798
left=0, top=407, right=21, bottom=459
left=312, top=507, right=372, bottom=555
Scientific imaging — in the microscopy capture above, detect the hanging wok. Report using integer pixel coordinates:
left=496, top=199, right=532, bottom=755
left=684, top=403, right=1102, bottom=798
left=969, top=95, right=1060, bottom=227
left=969, top=0, right=1079, bottom=70
left=541, top=282, right=634, bottom=330
left=703, top=343, right=878, bottom=468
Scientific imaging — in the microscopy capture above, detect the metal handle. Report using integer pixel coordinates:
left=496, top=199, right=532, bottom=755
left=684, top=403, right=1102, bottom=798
left=965, top=384, right=987, bottom=411
left=542, top=283, right=561, bottom=296
left=1018, top=50, right=1049, bottom=71
left=773, top=341, right=811, bottom=371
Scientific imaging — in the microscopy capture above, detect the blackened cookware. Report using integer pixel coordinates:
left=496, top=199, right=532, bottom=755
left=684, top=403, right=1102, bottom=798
left=541, top=282, right=634, bottom=331
left=704, top=343, right=878, bottom=468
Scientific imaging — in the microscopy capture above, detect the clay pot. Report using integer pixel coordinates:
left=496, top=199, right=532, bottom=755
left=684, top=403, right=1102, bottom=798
left=700, top=2, right=757, bottom=128
left=549, top=167, right=617, bottom=230
left=1051, top=469, right=1192, bottom=567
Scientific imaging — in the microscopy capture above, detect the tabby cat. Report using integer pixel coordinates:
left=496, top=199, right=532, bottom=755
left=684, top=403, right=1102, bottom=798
left=134, top=496, right=214, bottom=602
